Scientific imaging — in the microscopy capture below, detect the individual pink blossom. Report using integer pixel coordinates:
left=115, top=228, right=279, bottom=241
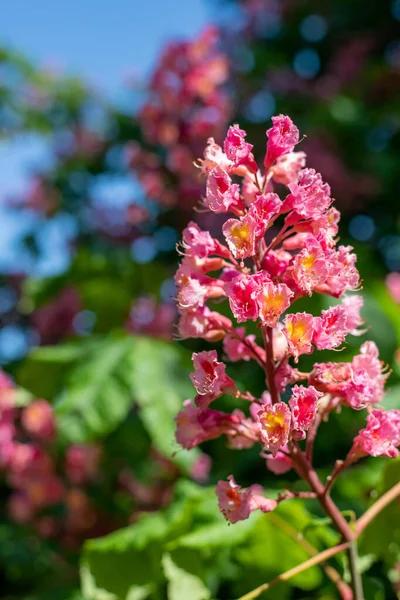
left=256, top=282, right=293, bottom=327
left=190, top=350, right=236, bottom=401
left=316, top=245, right=360, bottom=298
left=272, top=324, right=289, bottom=361
left=351, top=409, right=400, bottom=458
left=289, top=385, right=322, bottom=440
left=225, top=273, right=266, bottom=323
left=223, top=124, right=257, bottom=172
left=309, top=361, right=352, bottom=397
left=283, top=312, right=315, bottom=361
left=216, top=475, right=277, bottom=523
left=205, top=167, right=245, bottom=214
left=264, top=115, right=300, bottom=168
left=248, top=192, right=282, bottom=237
left=222, top=214, right=257, bottom=259
left=175, top=400, right=225, bottom=449
left=181, top=221, right=231, bottom=258
left=287, top=168, right=332, bottom=219
left=241, top=172, right=261, bottom=205
left=341, top=294, right=365, bottom=335
left=312, top=305, right=348, bottom=350
left=199, top=137, right=233, bottom=174
left=342, top=370, right=379, bottom=410
left=290, top=236, right=329, bottom=294
left=223, top=328, right=265, bottom=362
left=264, top=446, right=293, bottom=475
left=343, top=341, right=388, bottom=408
left=256, top=402, right=291, bottom=456
left=272, top=151, right=306, bottom=185
left=21, top=400, right=56, bottom=440
left=177, top=306, right=232, bottom=341
left=175, top=401, right=249, bottom=450
left=386, top=272, right=400, bottom=304
left=177, top=276, right=225, bottom=309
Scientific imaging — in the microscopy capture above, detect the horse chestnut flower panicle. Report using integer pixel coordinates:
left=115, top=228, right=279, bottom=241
left=174, top=115, right=398, bottom=527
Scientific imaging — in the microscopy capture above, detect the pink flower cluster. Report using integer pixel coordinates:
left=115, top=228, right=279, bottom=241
left=127, top=27, right=231, bottom=211
left=174, top=115, right=400, bottom=523
left=0, top=371, right=210, bottom=548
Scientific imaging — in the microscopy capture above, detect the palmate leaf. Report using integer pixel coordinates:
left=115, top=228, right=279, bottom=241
left=18, top=334, right=199, bottom=470
left=81, top=483, right=333, bottom=600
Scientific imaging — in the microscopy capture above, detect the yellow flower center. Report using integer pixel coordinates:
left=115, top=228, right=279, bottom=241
left=300, top=253, right=316, bottom=270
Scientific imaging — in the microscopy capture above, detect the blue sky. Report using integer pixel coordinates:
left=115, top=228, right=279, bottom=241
left=0, top=1, right=212, bottom=274
left=1, top=0, right=210, bottom=91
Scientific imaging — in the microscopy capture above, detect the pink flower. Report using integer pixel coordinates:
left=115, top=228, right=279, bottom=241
left=290, top=236, right=329, bottom=294
left=181, top=221, right=230, bottom=258
left=223, top=327, right=265, bottom=362
left=312, top=305, right=348, bottom=350
left=225, top=273, right=267, bottom=323
left=341, top=294, right=365, bottom=335
left=177, top=276, right=225, bottom=309
left=256, top=282, right=293, bottom=327
left=216, top=475, right=277, bottom=523
left=351, top=409, right=400, bottom=458
left=205, top=167, right=245, bottom=214
left=177, top=306, right=232, bottom=341
left=256, top=402, right=291, bottom=456
left=287, top=168, right=332, bottom=219
left=175, top=401, right=248, bottom=450
left=272, top=151, right=306, bottom=185
left=248, top=192, right=282, bottom=237
left=21, top=400, right=55, bottom=440
left=289, top=385, right=322, bottom=440
left=222, top=214, right=257, bottom=259
left=386, top=272, right=400, bottom=304
left=342, top=341, right=388, bottom=409
left=317, top=245, right=360, bottom=298
left=283, top=312, right=315, bottom=361
left=200, top=137, right=233, bottom=174
left=264, top=446, right=293, bottom=475
left=264, top=115, right=300, bottom=168
left=223, top=124, right=257, bottom=172
left=309, top=361, right=352, bottom=396
left=190, top=350, right=236, bottom=401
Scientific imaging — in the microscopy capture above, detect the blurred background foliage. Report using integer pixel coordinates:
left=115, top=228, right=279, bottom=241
left=0, top=0, right=399, bottom=598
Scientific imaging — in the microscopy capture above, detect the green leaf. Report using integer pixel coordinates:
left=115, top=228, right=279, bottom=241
left=360, top=459, right=400, bottom=565
left=55, top=336, right=134, bottom=443
left=381, top=384, right=400, bottom=410
left=124, top=337, right=200, bottom=471
left=234, top=501, right=323, bottom=592
left=162, top=553, right=211, bottom=600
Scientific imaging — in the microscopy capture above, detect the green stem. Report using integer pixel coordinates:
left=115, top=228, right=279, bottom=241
left=347, top=541, right=364, bottom=600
